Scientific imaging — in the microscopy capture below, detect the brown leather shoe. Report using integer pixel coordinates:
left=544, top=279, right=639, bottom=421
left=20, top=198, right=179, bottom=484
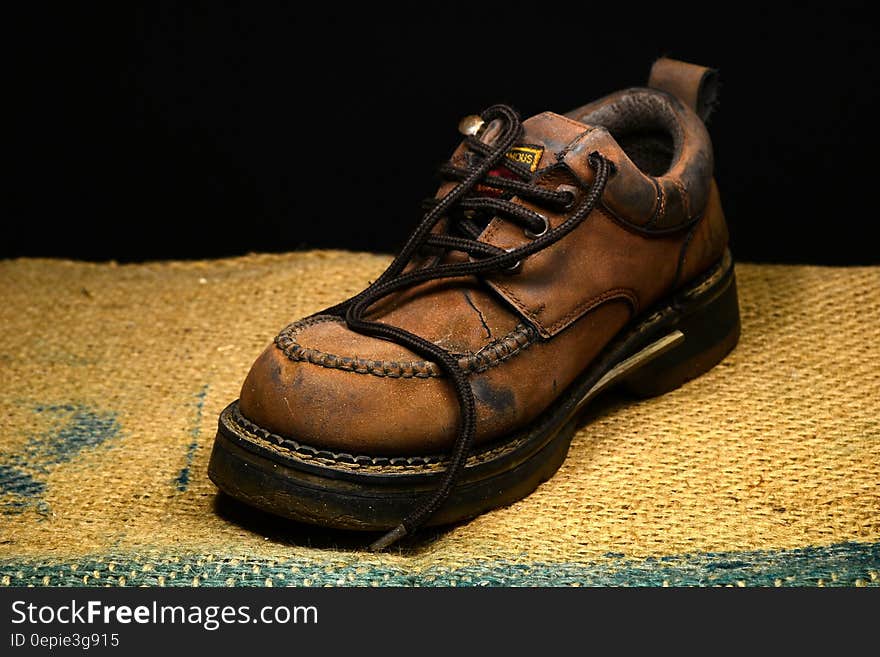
left=209, top=58, right=740, bottom=550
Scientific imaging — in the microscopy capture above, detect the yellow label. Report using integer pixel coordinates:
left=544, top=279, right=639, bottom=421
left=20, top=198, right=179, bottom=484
left=505, top=145, right=544, bottom=172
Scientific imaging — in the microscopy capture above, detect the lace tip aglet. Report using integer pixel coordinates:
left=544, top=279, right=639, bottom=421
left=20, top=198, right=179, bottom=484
left=369, top=524, right=408, bottom=552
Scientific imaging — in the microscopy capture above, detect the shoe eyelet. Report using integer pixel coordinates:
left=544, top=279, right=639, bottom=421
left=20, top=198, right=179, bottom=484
left=503, top=248, right=522, bottom=274
left=524, top=213, right=550, bottom=240
left=555, top=184, right=579, bottom=210
left=458, top=114, right=485, bottom=137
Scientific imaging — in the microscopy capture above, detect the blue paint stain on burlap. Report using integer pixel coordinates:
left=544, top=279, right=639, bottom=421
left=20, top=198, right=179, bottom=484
left=0, top=404, right=120, bottom=514
left=29, top=404, right=120, bottom=463
left=175, top=385, right=208, bottom=492
left=1, top=541, right=877, bottom=587
left=0, top=464, right=46, bottom=498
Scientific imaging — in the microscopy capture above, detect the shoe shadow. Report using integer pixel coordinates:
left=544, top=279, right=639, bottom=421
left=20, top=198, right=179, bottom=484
left=567, top=388, right=635, bottom=454
left=212, top=492, right=453, bottom=554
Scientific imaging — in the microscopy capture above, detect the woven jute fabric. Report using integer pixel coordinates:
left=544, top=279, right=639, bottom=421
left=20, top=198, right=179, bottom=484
left=0, top=252, right=878, bottom=587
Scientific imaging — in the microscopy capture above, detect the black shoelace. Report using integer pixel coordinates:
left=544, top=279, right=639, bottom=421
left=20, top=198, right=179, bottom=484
left=326, top=104, right=611, bottom=550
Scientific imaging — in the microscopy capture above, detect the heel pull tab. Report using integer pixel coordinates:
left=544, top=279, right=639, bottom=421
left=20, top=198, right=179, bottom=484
left=648, top=57, right=720, bottom=123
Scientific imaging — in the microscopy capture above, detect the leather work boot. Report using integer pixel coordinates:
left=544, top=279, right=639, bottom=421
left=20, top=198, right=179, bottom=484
left=209, top=58, right=739, bottom=550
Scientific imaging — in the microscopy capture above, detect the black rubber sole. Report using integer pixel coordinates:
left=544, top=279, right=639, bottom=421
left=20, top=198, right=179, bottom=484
left=208, top=251, right=741, bottom=531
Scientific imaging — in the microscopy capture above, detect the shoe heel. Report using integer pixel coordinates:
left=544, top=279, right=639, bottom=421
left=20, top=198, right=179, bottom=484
left=622, top=264, right=741, bottom=398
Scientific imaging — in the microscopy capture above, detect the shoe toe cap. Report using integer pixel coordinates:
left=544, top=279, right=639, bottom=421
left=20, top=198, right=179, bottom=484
left=238, top=318, right=460, bottom=455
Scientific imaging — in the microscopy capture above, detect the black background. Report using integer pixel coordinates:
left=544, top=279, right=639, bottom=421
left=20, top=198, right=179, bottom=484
left=7, top=4, right=879, bottom=265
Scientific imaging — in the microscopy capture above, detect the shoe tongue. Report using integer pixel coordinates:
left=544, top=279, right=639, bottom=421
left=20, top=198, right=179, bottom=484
left=468, top=112, right=589, bottom=196
left=433, top=112, right=590, bottom=261
left=497, top=111, right=590, bottom=172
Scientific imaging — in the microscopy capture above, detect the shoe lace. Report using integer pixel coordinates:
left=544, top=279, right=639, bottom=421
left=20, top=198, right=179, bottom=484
left=326, top=104, right=611, bottom=550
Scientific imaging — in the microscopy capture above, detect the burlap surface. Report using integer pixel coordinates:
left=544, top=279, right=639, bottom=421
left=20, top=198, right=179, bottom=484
left=1, top=252, right=878, bottom=586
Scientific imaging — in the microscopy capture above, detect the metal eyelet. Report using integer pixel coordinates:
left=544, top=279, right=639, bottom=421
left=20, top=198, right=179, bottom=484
left=458, top=114, right=485, bottom=136
left=503, top=248, right=522, bottom=274
left=555, top=184, right=579, bottom=210
left=524, top=213, right=550, bottom=240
